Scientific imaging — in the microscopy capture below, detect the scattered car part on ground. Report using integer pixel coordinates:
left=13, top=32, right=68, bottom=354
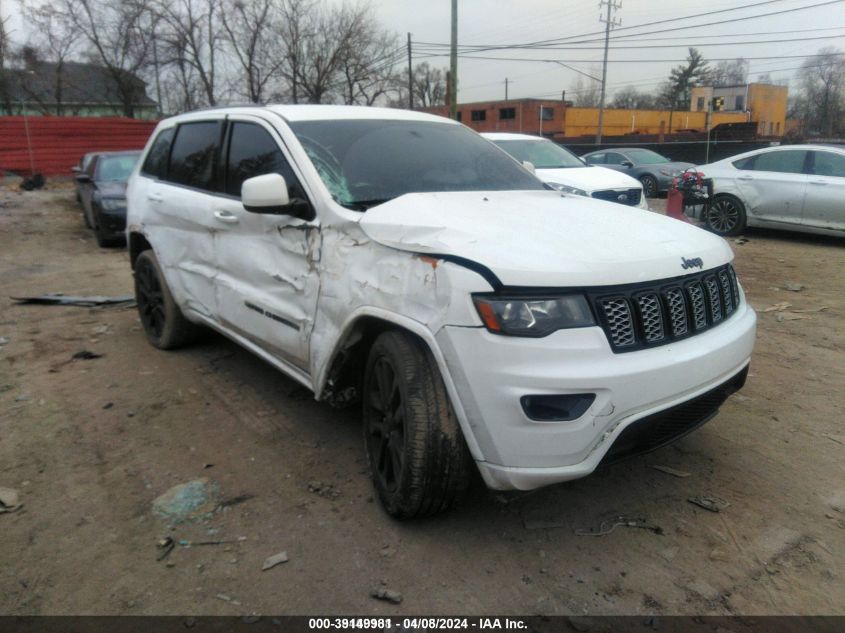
left=127, top=104, right=756, bottom=519
left=0, top=487, right=22, bottom=514
left=482, top=132, right=649, bottom=209
left=582, top=147, right=695, bottom=197
left=11, top=294, right=135, bottom=307
left=696, top=144, right=845, bottom=238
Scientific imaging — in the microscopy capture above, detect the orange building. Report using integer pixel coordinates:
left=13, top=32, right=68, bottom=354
left=422, top=98, right=754, bottom=138
left=690, top=83, right=788, bottom=137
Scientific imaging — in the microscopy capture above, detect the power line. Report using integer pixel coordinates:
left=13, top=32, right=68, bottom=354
left=414, top=53, right=844, bottom=64
left=414, top=0, right=844, bottom=53
left=471, top=34, right=845, bottom=51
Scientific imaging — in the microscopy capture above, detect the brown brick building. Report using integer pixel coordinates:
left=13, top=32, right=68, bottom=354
left=422, top=99, right=565, bottom=136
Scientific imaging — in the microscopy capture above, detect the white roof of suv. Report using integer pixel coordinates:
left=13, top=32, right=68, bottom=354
left=270, top=104, right=456, bottom=124
left=482, top=132, right=548, bottom=142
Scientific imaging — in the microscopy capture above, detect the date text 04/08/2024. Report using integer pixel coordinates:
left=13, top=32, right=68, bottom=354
left=307, top=618, right=528, bottom=630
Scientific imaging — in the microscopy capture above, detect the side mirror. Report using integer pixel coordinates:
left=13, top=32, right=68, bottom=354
left=621, top=160, right=634, bottom=168
left=74, top=173, right=91, bottom=183
left=522, top=160, right=536, bottom=174
left=242, top=173, right=291, bottom=214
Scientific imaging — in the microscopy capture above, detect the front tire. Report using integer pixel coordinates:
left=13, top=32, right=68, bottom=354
left=363, top=331, right=473, bottom=518
left=640, top=174, right=658, bottom=198
left=706, top=194, right=747, bottom=236
left=134, top=250, right=199, bottom=350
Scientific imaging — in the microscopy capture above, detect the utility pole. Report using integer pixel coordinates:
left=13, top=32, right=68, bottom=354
left=407, top=33, right=414, bottom=110
left=596, top=0, right=621, bottom=145
left=449, top=0, right=458, bottom=120
left=505, top=77, right=509, bottom=100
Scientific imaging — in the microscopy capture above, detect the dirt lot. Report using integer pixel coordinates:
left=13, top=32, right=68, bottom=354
left=1, top=187, right=843, bottom=616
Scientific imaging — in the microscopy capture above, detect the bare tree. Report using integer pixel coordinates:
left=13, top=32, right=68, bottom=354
left=0, top=0, right=13, bottom=113
left=153, top=0, right=222, bottom=108
left=570, top=68, right=602, bottom=107
left=220, top=0, right=285, bottom=103
left=55, top=0, right=158, bottom=117
left=711, top=58, right=748, bottom=87
left=610, top=85, right=655, bottom=110
left=793, top=47, right=845, bottom=137
left=337, top=25, right=400, bottom=105
left=18, top=2, right=81, bottom=115
left=411, top=62, right=446, bottom=108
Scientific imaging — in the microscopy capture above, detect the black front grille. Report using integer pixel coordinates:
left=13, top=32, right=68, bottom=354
left=601, top=365, right=748, bottom=462
left=593, top=264, right=740, bottom=353
left=592, top=188, right=642, bottom=207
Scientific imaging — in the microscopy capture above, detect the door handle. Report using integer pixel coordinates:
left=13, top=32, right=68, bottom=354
left=809, top=179, right=828, bottom=185
left=737, top=175, right=753, bottom=180
left=147, top=193, right=163, bottom=202
left=213, top=210, right=239, bottom=224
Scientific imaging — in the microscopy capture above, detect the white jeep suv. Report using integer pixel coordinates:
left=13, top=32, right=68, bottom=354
left=126, top=105, right=756, bottom=518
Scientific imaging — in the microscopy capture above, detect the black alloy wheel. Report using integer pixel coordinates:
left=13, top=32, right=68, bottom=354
left=640, top=174, right=658, bottom=198
left=132, top=250, right=199, bottom=350
left=135, top=254, right=166, bottom=342
left=706, top=195, right=747, bottom=236
left=365, top=355, right=406, bottom=493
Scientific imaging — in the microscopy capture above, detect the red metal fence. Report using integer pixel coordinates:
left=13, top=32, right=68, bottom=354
left=0, top=116, right=158, bottom=177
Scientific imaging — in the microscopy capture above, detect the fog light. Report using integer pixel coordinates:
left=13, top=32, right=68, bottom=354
left=520, top=393, right=596, bottom=421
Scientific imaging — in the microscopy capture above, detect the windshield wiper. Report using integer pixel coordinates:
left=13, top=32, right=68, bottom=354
left=343, top=198, right=393, bottom=211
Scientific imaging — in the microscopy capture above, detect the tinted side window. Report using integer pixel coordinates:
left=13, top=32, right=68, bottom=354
left=586, top=153, right=605, bottom=164
left=225, top=122, right=307, bottom=200
left=732, top=155, right=756, bottom=170
left=811, top=151, right=845, bottom=178
left=604, top=152, right=625, bottom=165
left=750, top=150, right=807, bottom=174
left=141, top=128, right=175, bottom=179
left=168, top=122, right=222, bottom=190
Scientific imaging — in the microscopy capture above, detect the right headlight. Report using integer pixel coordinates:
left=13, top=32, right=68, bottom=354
left=100, top=197, right=126, bottom=211
left=473, top=294, right=595, bottom=337
left=547, top=182, right=589, bottom=197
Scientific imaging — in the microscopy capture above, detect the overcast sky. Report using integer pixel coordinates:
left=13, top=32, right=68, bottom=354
left=2, top=0, right=843, bottom=104
left=375, top=0, right=845, bottom=103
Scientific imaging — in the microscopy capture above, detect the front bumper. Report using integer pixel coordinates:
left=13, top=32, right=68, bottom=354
left=96, top=206, right=127, bottom=237
left=436, top=300, right=756, bottom=490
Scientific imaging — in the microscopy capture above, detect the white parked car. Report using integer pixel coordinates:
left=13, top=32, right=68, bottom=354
left=483, top=132, right=649, bottom=209
left=697, top=144, right=845, bottom=237
left=127, top=105, right=756, bottom=518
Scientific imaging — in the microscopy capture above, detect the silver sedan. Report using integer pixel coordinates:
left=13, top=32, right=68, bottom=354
left=697, top=144, right=845, bottom=238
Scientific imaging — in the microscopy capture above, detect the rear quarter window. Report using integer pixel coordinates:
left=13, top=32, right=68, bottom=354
left=141, top=128, right=175, bottom=179
left=731, top=155, right=755, bottom=170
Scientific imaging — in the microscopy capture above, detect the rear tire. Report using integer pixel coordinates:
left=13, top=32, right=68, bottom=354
left=363, top=331, right=473, bottom=518
left=706, top=194, right=747, bottom=236
left=134, top=249, right=199, bottom=350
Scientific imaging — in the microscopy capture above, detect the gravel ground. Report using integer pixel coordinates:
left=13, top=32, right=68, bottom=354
left=1, top=187, right=843, bottom=615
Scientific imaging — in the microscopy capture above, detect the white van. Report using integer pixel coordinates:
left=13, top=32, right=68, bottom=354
left=127, top=105, right=756, bottom=518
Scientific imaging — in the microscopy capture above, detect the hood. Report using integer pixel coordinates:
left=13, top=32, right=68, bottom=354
left=96, top=181, right=128, bottom=198
left=359, top=190, right=732, bottom=288
left=535, top=165, right=641, bottom=192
